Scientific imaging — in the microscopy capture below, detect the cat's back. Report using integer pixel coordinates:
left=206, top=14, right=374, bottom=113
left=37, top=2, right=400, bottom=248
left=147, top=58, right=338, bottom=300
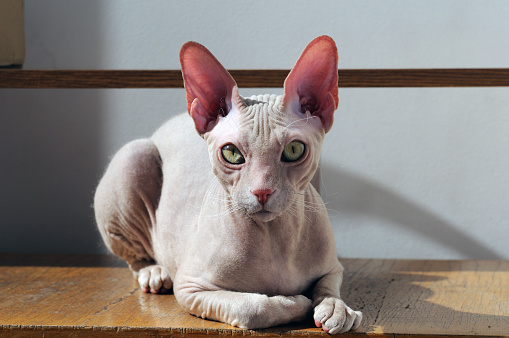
left=151, top=112, right=213, bottom=197
left=151, top=112, right=209, bottom=168
left=150, top=112, right=215, bottom=272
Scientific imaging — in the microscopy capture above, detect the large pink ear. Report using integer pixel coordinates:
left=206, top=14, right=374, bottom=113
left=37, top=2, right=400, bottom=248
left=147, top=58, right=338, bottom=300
left=283, top=36, right=339, bottom=133
left=180, top=42, right=239, bottom=135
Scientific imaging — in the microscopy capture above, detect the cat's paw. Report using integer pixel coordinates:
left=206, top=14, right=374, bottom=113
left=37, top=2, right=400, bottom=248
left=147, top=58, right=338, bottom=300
left=313, top=297, right=362, bottom=334
left=138, top=265, right=173, bottom=294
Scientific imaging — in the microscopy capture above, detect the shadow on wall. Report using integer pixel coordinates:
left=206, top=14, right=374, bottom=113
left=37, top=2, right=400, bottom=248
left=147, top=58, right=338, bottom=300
left=0, top=2, right=105, bottom=254
left=0, top=89, right=106, bottom=254
left=321, top=165, right=501, bottom=260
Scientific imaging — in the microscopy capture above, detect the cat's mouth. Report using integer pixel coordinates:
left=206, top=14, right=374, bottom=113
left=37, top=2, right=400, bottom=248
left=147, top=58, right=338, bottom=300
left=250, top=209, right=281, bottom=222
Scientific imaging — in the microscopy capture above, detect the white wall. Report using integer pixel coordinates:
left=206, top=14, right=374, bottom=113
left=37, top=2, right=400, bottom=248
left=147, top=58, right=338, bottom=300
left=1, top=0, right=508, bottom=258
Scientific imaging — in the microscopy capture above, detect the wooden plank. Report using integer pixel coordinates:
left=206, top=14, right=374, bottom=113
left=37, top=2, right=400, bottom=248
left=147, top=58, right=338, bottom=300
left=342, top=259, right=509, bottom=337
left=0, top=70, right=184, bottom=89
left=340, top=68, right=509, bottom=88
left=1, top=69, right=509, bottom=88
left=0, top=255, right=508, bottom=337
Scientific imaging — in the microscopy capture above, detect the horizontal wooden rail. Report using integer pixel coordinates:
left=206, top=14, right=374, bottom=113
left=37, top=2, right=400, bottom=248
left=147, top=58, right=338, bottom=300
left=1, top=68, right=509, bottom=88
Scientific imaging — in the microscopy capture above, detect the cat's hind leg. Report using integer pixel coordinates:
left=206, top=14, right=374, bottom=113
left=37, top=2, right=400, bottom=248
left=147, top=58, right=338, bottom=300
left=94, top=139, right=172, bottom=293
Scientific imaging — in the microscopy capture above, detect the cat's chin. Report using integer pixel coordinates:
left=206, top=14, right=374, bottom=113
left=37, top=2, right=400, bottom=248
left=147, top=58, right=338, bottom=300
left=250, top=210, right=281, bottom=222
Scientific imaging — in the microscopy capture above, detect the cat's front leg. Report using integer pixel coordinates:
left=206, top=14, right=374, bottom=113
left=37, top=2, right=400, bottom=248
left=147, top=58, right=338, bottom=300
left=174, top=279, right=312, bottom=329
left=312, top=272, right=363, bottom=334
left=135, top=264, right=173, bottom=294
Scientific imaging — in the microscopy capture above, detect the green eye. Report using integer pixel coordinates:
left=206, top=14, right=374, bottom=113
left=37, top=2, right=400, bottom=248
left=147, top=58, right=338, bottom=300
left=221, top=144, right=245, bottom=164
left=282, top=141, right=305, bottom=162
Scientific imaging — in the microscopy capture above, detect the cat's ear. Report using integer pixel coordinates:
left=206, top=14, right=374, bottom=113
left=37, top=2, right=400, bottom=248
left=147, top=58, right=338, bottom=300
left=283, top=36, right=339, bottom=133
left=180, top=41, right=239, bottom=135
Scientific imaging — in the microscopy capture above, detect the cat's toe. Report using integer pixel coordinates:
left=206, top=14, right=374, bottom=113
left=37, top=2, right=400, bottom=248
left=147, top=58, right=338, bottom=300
left=138, top=265, right=173, bottom=294
left=313, top=297, right=362, bottom=334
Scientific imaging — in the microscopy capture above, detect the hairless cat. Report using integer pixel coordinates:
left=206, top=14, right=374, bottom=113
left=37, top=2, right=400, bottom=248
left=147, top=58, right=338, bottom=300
left=94, top=35, right=362, bottom=334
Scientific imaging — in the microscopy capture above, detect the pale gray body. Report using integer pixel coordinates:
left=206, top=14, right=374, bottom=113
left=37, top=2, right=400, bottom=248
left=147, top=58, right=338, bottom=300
left=94, top=36, right=362, bottom=333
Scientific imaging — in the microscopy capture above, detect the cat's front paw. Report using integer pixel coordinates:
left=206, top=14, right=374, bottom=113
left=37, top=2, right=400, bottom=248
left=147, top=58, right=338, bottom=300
left=313, top=297, right=362, bottom=334
left=138, top=265, right=173, bottom=294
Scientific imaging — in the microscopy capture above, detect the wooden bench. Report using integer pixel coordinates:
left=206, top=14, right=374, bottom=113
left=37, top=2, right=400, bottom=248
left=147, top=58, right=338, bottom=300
left=1, top=68, right=508, bottom=337
left=0, top=254, right=507, bottom=337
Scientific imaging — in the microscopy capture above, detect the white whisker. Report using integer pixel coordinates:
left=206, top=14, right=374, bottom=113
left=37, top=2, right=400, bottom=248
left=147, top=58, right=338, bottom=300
left=283, top=115, right=318, bottom=131
left=222, top=112, right=241, bottom=133
left=291, top=190, right=342, bottom=218
left=187, top=181, right=244, bottom=220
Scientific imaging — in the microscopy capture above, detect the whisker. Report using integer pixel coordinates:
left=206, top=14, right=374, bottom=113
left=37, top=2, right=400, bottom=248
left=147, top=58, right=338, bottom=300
left=221, top=111, right=241, bottom=133
left=283, top=115, right=318, bottom=131
left=187, top=181, right=244, bottom=220
left=202, top=203, right=243, bottom=220
left=291, top=190, right=343, bottom=218
left=226, top=117, right=240, bottom=133
left=316, top=164, right=330, bottom=198
left=287, top=204, right=312, bottom=223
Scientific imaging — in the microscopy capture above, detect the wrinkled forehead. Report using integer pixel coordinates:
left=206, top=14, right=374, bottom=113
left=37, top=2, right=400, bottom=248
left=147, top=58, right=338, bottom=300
left=237, top=94, right=288, bottom=142
left=209, top=93, right=320, bottom=151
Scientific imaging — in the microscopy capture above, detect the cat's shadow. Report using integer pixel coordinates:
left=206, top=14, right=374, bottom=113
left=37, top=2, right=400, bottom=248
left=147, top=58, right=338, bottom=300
left=320, top=165, right=501, bottom=259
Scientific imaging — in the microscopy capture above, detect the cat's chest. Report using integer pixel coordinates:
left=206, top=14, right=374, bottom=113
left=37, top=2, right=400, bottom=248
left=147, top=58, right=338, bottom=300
left=202, top=217, right=324, bottom=296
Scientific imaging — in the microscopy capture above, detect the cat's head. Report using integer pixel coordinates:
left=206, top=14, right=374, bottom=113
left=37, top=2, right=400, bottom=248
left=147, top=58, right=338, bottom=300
left=180, top=36, right=339, bottom=222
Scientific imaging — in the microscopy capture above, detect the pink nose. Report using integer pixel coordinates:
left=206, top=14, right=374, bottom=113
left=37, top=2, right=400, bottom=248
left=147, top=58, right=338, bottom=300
left=253, top=189, right=273, bottom=206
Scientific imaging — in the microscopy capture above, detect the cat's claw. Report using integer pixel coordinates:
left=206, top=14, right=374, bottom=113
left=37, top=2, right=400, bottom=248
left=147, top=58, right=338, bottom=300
left=138, top=265, right=173, bottom=294
left=313, top=298, right=362, bottom=334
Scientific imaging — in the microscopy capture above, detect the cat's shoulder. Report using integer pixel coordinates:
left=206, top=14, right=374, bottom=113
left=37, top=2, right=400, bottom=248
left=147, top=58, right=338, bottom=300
left=153, top=112, right=192, bottom=135
left=151, top=112, right=206, bottom=159
left=152, top=112, right=201, bottom=143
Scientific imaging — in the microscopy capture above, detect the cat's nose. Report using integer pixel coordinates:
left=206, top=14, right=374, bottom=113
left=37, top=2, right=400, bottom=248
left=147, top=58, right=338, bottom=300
left=253, top=189, right=273, bottom=206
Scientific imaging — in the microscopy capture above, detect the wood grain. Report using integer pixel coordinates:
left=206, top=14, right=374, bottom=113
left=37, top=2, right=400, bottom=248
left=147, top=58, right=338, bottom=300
left=1, top=69, right=509, bottom=88
left=0, top=255, right=508, bottom=337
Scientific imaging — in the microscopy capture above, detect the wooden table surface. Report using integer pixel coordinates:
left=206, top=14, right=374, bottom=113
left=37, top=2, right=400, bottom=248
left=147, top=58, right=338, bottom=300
left=0, top=254, right=507, bottom=337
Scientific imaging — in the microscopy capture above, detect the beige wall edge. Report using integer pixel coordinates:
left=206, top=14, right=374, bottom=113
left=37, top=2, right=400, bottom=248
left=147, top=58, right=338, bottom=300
left=0, top=0, right=25, bottom=67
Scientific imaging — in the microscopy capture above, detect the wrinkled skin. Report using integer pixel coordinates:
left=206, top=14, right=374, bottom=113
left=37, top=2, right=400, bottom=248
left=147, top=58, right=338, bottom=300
left=94, top=36, right=362, bottom=334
